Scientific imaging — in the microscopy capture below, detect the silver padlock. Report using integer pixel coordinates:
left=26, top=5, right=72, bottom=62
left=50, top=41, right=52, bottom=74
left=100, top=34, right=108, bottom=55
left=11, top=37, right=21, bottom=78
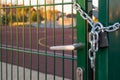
left=99, top=32, right=109, bottom=48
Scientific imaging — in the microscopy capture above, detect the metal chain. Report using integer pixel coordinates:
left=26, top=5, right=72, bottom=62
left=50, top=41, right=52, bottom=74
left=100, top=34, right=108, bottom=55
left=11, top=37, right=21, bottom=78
left=104, top=23, right=120, bottom=32
left=73, top=0, right=120, bottom=70
left=73, top=0, right=94, bottom=27
left=73, top=0, right=99, bottom=70
left=89, top=31, right=99, bottom=69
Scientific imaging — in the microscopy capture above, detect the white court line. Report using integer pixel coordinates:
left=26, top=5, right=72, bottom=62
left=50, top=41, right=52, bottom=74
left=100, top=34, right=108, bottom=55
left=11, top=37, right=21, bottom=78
left=0, top=44, right=77, bottom=59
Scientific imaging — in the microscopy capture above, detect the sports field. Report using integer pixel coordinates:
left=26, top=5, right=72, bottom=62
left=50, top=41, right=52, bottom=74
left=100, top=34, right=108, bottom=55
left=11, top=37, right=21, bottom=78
left=0, top=26, right=77, bottom=79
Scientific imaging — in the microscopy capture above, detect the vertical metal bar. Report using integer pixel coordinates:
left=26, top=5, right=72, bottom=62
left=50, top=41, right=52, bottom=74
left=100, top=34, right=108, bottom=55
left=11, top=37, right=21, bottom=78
left=62, top=0, right=65, bottom=80
left=77, top=0, right=87, bottom=80
left=96, top=0, right=109, bottom=80
left=53, top=0, right=56, bottom=80
left=36, top=0, right=39, bottom=80
left=22, top=0, right=25, bottom=80
left=10, top=0, right=13, bottom=80
left=15, top=0, right=19, bottom=80
left=4, top=0, right=8, bottom=79
left=29, top=0, right=32, bottom=80
left=44, top=0, right=47, bottom=80
left=0, top=1, right=2, bottom=80
left=71, top=0, right=75, bottom=79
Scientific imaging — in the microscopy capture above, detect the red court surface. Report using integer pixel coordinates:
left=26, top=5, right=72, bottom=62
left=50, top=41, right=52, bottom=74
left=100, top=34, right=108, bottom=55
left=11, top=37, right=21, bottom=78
left=0, top=26, right=77, bottom=79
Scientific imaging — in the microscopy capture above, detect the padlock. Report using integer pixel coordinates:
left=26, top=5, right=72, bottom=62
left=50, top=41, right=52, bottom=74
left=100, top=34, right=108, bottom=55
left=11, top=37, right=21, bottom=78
left=99, top=32, right=109, bottom=48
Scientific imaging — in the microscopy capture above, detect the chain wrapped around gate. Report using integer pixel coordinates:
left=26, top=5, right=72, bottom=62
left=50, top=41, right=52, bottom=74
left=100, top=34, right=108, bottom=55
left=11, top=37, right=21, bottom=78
left=73, top=0, right=120, bottom=80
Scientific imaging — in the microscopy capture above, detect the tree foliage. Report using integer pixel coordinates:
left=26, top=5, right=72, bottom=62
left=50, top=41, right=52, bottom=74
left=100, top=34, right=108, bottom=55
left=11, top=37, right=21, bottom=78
left=1, top=15, right=9, bottom=25
left=1, top=5, right=44, bottom=25
left=30, top=10, right=44, bottom=22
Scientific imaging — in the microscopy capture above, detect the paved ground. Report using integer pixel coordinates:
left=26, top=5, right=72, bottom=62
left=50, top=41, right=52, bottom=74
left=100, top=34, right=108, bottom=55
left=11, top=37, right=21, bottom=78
left=0, top=62, right=70, bottom=80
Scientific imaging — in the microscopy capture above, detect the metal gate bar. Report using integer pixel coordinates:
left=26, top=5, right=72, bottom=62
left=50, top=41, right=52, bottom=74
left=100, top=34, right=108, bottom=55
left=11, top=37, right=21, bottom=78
left=0, top=0, right=77, bottom=80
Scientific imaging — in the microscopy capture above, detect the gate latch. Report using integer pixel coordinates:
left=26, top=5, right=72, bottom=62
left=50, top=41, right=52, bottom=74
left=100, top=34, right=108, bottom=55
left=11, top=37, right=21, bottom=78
left=50, top=43, right=84, bottom=51
left=76, top=67, right=83, bottom=80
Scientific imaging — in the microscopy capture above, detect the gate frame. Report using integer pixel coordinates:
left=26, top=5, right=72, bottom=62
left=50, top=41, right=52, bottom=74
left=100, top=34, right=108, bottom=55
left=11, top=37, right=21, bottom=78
left=76, top=0, right=88, bottom=80
left=96, top=0, right=109, bottom=80
left=98, top=0, right=120, bottom=80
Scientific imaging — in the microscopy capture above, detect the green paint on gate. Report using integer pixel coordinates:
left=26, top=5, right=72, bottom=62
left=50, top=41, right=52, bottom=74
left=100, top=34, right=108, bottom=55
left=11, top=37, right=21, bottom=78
left=96, top=0, right=109, bottom=80
left=98, top=0, right=120, bottom=80
left=76, top=0, right=88, bottom=80
left=108, top=0, right=120, bottom=79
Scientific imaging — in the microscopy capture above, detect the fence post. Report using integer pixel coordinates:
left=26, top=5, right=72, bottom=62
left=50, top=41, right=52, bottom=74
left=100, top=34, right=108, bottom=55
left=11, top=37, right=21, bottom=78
left=76, top=0, right=88, bottom=80
left=97, top=0, right=120, bottom=80
left=96, top=0, right=109, bottom=80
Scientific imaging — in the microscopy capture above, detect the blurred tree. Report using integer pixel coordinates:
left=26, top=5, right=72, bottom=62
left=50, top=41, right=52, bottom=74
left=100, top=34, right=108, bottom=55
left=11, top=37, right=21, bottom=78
left=1, top=15, right=9, bottom=25
left=31, top=11, right=37, bottom=22
left=8, top=12, right=16, bottom=23
left=16, top=8, right=24, bottom=22
left=1, top=5, right=44, bottom=25
left=30, top=8, right=44, bottom=23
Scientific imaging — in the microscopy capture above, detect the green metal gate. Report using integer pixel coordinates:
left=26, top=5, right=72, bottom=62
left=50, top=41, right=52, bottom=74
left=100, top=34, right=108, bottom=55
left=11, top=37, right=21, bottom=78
left=3, top=0, right=120, bottom=80
left=0, top=0, right=78, bottom=80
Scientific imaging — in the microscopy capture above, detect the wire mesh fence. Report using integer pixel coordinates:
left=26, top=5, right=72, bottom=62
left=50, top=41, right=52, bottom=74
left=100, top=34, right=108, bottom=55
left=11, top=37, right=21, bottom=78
left=0, top=0, right=77, bottom=80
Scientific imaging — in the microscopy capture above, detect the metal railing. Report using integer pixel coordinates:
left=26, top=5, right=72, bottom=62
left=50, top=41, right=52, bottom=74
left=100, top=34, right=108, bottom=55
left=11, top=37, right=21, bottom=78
left=0, top=0, right=77, bottom=80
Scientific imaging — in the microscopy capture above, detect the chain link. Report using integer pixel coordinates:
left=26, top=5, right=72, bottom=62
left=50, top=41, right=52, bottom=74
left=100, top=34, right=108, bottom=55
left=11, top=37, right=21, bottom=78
left=89, top=31, right=99, bottom=51
left=73, top=2, right=94, bottom=27
left=89, top=49, right=96, bottom=68
left=104, top=23, right=120, bottom=32
left=89, top=31, right=99, bottom=69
